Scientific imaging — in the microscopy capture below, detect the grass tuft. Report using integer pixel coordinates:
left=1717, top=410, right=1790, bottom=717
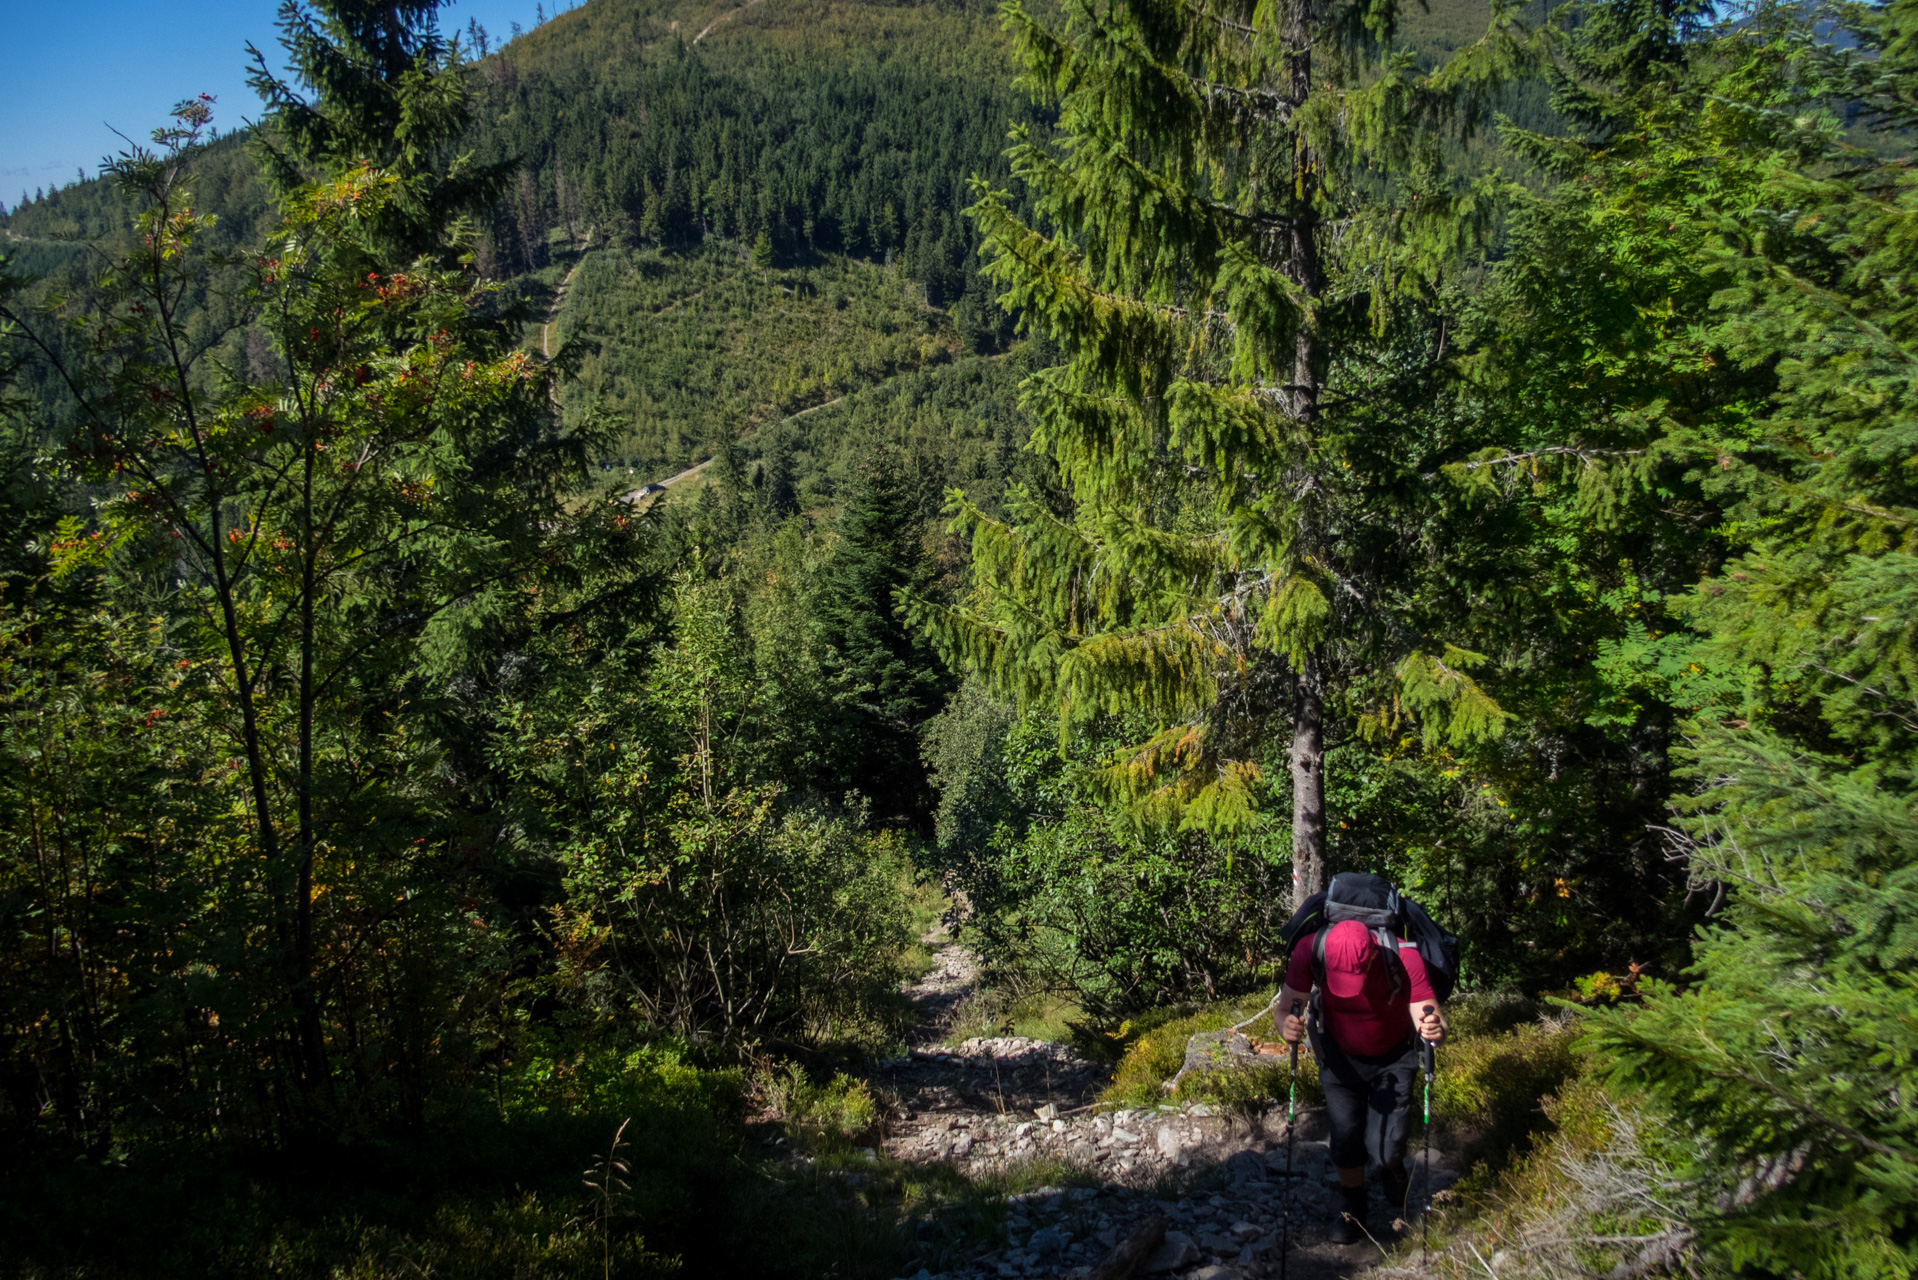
left=760, top=1064, right=882, bottom=1153
left=944, top=989, right=1088, bottom=1046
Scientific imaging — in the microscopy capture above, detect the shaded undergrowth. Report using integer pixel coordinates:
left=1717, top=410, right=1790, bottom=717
left=0, top=993, right=1588, bottom=1280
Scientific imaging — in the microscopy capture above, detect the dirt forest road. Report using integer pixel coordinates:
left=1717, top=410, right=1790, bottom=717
left=541, top=245, right=591, bottom=361
left=861, top=931, right=1463, bottom=1280
left=693, top=0, right=766, bottom=42
left=618, top=392, right=849, bottom=502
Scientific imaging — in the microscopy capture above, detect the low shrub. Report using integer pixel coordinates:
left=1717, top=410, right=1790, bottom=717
left=1376, top=1066, right=1700, bottom=1280
left=761, top=1064, right=881, bottom=1153
left=959, top=804, right=1291, bottom=1018
left=0, top=1109, right=716, bottom=1279
left=2, top=1043, right=789, bottom=1279
left=502, top=1038, right=748, bottom=1126
left=1432, top=1016, right=1579, bottom=1168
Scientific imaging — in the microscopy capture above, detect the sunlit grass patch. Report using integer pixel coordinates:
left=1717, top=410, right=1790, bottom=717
left=944, top=988, right=1088, bottom=1046
left=1100, top=993, right=1320, bottom=1111
left=1431, top=1014, right=1578, bottom=1166
left=760, top=1064, right=882, bottom=1154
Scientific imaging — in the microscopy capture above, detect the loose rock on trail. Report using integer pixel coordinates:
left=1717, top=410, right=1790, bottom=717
left=869, top=937, right=1463, bottom=1280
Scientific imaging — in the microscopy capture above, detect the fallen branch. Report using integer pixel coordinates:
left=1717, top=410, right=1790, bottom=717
left=1084, top=1215, right=1167, bottom=1280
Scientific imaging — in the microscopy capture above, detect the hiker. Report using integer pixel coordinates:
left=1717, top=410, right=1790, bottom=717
left=1276, top=915, right=1448, bottom=1244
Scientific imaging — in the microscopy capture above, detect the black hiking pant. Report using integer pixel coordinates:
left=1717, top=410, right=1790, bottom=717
left=1308, top=1019, right=1420, bottom=1172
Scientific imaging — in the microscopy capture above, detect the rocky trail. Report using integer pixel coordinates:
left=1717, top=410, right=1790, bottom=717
left=867, top=938, right=1464, bottom=1280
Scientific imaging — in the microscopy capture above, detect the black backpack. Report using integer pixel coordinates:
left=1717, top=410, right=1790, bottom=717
left=1278, top=871, right=1460, bottom=1002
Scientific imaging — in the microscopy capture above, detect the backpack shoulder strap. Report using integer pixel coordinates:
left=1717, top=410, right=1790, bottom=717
left=1362, top=927, right=1406, bottom=1000
left=1387, top=935, right=1418, bottom=1001
left=1311, top=928, right=1328, bottom=991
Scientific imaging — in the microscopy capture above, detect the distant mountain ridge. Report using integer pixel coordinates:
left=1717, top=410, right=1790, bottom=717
left=0, top=0, right=1532, bottom=483
left=465, top=0, right=1032, bottom=302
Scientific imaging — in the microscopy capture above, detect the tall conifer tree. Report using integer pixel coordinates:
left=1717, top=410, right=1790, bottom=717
left=1577, top=3, right=1918, bottom=1268
left=930, top=0, right=1537, bottom=901
left=248, top=0, right=512, bottom=256
left=760, top=428, right=798, bottom=520
left=820, top=445, right=951, bottom=825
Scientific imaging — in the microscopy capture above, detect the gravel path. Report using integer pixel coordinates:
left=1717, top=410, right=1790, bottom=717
left=872, top=942, right=1463, bottom=1280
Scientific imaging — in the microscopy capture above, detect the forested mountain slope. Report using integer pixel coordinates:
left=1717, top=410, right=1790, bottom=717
left=1, top=0, right=1529, bottom=489
left=470, top=0, right=1043, bottom=473
left=471, top=0, right=1029, bottom=294
left=29, top=0, right=1912, bottom=1274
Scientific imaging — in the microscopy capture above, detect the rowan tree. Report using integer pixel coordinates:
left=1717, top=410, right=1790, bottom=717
left=0, top=0, right=597, bottom=1125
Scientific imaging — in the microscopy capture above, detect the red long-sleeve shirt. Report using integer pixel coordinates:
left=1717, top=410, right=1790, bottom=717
left=1284, top=929, right=1436, bottom=1057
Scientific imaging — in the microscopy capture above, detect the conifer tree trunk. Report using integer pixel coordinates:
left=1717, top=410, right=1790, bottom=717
left=1284, top=0, right=1328, bottom=909
left=1290, top=656, right=1327, bottom=908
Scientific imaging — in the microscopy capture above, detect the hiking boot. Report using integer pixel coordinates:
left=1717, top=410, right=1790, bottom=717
left=1330, top=1185, right=1370, bottom=1244
left=1380, top=1164, right=1411, bottom=1222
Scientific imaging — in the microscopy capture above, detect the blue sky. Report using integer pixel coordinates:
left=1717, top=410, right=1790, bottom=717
left=0, top=0, right=547, bottom=210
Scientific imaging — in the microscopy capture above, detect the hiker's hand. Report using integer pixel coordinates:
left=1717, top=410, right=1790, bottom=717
left=1276, top=985, right=1309, bottom=1044
left=1413, top=1002, right=1447, bottom=1045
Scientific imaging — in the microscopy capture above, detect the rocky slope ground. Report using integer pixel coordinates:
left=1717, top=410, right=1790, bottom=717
left=870, top=944, right=1465, bottom=1280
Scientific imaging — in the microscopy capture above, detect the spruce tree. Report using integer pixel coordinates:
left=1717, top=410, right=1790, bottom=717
left=248, top=0, right=513, bottom=257
left=818, top=444, right=951, bottom=824
left=759, top=427, right=798, bottom=520
left=1581, top=3, right=1918, bottom=1271
left=709, top=431, right=754, bottom=535
left=928, top=0, right=1537, bottom=901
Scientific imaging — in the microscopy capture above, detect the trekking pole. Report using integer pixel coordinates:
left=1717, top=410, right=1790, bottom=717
left=1419, top=1005, right=1437, bottom=1263
left=1281, top=998, right=1303, bottom=1280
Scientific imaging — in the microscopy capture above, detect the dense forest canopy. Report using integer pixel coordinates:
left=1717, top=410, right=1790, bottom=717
left=0, top=0, right=1912, bottom=1275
